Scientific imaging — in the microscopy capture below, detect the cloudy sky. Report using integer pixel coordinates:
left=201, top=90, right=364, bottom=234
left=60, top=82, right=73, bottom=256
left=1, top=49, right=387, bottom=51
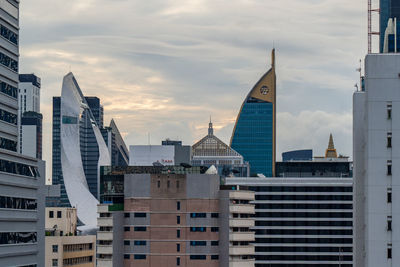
left=19, top=0, right=367, bottom=180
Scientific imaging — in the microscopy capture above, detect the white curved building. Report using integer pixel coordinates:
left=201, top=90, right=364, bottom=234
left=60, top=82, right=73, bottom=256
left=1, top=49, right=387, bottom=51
left=60, top=73, right=110, bottom=228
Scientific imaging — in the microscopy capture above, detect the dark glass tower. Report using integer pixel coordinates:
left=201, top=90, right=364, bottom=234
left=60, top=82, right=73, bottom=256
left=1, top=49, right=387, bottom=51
left=52, top=96, right=104, bottom=206
left=230, top=49, right=276, bottom=176
left=380, top=0, right=400, bottom=52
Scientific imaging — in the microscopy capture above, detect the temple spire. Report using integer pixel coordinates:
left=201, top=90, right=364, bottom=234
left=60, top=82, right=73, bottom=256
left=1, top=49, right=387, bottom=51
left=271, top=48, right=275, bottom=68
left=325, top=133, right=338, bottom=158
left=208, top=117, right=213, bottom=136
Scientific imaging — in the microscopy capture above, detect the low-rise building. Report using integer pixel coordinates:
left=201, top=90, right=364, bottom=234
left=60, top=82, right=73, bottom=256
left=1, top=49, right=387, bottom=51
left=45, top=207, right=96, bottom=267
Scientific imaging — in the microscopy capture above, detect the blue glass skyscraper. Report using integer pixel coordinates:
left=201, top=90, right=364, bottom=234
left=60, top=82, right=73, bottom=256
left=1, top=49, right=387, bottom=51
left=380, top=0, right=400, bottom=52
left=230, top=49, right=276, bottom=176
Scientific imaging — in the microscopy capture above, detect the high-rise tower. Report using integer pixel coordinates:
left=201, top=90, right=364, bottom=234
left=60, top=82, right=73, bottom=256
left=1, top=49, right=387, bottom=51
left=380, top=0, right=400, bottom=52
left=230, top=49, right=276, bottom=176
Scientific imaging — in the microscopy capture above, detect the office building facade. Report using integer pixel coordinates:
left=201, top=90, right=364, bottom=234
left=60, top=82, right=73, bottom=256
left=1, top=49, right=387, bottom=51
left=0, top=1, right=45, bottom=266
left=97, top=166, right=255, bottom=267
left=230, top=49, right=276, bottom=176
left=225, top=177, right=354, bottom=267
left=380, top=0, right=400, bottom=52
left=353, top=53, right=400, bottom=266
left=52, top=76, right=128, bottom=210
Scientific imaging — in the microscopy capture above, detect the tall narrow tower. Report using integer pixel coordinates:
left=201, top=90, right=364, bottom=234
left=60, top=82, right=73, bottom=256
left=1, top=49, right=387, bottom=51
left=230, top=49, right=276, bottom=176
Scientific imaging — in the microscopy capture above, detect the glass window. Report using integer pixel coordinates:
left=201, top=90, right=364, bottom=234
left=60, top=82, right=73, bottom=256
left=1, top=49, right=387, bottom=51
left=49, top=211, right=54, bottom=218
left=190, top=213, right=206, bottom=218
left=134, top=254, right=146, bottom=260
left=190, top=255, right=206, bottom=260
left=57, top=211, right=62, bottom=218
left=211, top=227, right=219, bottom=232
left=52, top=259, right=58, bottom=266
left=124, top=254, right=130, bottom=259
left=52, top=245, right=58, bottom=253
left=177, top=216, right=180, bottom=224
left=134, top=213, right=146, bottom=218
left=0, top=24, right=18, bottom=45
left=211, top=255, right=219, bottom=260
left=176, top=229, right=180, bottom=238
left=134, top=240, right=146, bottom=246
left=0, top=80, right=17, bottom=98
left=176, top=257, right=180, bottom=266
left=124, top=227, right=130, bottom=232
left=177, top=201, right=180, bottom=211
left=134, top=227, right=146, bottom=232
left=124, top=240, right=130, bottom=246
left=176, top=243, right=180, bottom=252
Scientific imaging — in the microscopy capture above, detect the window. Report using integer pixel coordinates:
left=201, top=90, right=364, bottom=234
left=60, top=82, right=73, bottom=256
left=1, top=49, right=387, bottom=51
left=124, top=227, right=130, bottom=232
left=124, top=213, right=130, bottom=218
left=211, top=213, right=219, bottom=218
left=157, top=180, right=161, bottom=188
left=134, top=213, right=146, bottom=218
left=388, top=133, right=392, bottom=148
left=211, top=255, right=219, bottom=260
left=52, top=245, right=58, bottom=253
left=134, top=254, right=146, bottom=260
left=49, top=211, right=54, bottom=218
left=211, top=241, right=219, bottom=246
left=190, top=213, right=206, bottom=218
left=0, top=109, right=17, bottom=125
left=52, top=259, right=58, bottom=266
left=167, top=180, right=170, bottom=188
left=388, top=247, right=392, bottom=259
left=177, top=257, right=180, bottom=266
left=190, top=241, right=206, bottom=246
left=388, top=103, right=392, bottom=119
left=0, top=24, right=18, bottom=45
left=57, top=211, right=62, bottom=218
left=388, top=161, right=392, bottom=175
left=134, top=227, right=147, bottom=232
left=211, top=227, right=219, bottom=232
left=177, top=229, right=181, bottom=238
left=134, top=240, right=146, bottom=246
left=176, top=180, right=180, bottom=188
left=190, top=255, right=206, bottom=260
left=124, top=254, right=130, bottom=259
left=60, top=231, right=63, bottom=236
left=190, top=227, right=206, bottom=232
left=0, top=52, right=18, bottom=72
left=0, top=232, right=37, bottom=244
left=0, top=137, right=17, bottom=152
left=177, top=201, right=180, bottom=211
left=0, top=80, right=17, bottom=99
left=124, top=240, right=130, bottom=246
left=177, top=216, right=180, bottom=224
left=177, top=243, right=180, bottom=252
left=388, top=217, right=392, bottom=231
left=388, top=190, right=392, bottom=203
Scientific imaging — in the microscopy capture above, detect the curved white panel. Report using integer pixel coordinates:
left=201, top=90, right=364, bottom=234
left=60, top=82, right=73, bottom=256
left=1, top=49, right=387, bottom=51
left=60, top=72, right=110, bottom=229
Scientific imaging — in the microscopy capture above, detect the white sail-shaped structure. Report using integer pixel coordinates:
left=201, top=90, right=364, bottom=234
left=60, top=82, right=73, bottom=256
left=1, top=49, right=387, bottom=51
left=60, top=72, right=111, bottom=228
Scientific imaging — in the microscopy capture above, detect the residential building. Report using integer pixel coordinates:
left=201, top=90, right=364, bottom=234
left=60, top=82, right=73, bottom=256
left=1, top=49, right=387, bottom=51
left=97, top=166, right=255, bottom=267
left=225, top=177, right=354, bottom=267
left=192, top=119, right=250, bottom=177
left=45, top=207, right=96, bottom=267
left=230, top=49, right=276, bottom=176
left=353, top=53, right=400, bottom=266
left=0, top=1, right=46, bottom=266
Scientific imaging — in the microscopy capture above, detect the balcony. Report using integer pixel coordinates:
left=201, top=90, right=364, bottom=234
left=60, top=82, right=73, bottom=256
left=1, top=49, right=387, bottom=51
left=229, top=191, right=254, bottom=201
left=97, top=258, right=113, bottom=267
left=98, top=217, right=113, bottom=227
left=230, top=259, right=255, bottom=267
left=229, top=205, right=255, bottom=214
left=97, top=245, right=113, bottom=254
left=97, top=232, right=113, bottom=240
left=230, top=232, right=255, bottom=242
left=229, top=218, right=254, bottom=227
left=229, top=245, right=254, bottom=255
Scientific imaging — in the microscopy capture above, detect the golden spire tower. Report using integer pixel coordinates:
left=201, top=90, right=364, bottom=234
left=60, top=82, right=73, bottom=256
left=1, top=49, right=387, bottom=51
left=325, top=133, right=338, bottom=158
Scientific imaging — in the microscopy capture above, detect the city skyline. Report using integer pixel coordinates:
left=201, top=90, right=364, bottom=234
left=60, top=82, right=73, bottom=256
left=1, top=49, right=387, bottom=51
left=18, top=0, right=365, bottom=179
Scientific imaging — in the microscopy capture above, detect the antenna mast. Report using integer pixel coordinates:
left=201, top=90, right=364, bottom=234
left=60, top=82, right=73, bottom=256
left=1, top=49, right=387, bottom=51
left=368, top=0, right=380, bottom=53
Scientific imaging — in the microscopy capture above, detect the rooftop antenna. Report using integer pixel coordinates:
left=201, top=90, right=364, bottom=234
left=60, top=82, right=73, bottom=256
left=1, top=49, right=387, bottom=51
left=368, top=0, right=380, bottom=53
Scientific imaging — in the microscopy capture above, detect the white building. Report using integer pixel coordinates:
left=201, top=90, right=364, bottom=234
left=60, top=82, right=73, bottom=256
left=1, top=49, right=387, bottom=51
left=18, top=74, right=42, bottom=158
left=129, top=143, right=191, bottom=166
left=353, top=53, right=400, bottom=266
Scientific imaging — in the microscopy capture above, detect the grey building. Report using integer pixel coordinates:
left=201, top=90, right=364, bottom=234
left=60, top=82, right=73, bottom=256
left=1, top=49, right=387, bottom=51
left=0, top=1, right=45, bottom=265
left=225, top=177, right=354, bottom=267
left=52, top=95, right=128, bottom=206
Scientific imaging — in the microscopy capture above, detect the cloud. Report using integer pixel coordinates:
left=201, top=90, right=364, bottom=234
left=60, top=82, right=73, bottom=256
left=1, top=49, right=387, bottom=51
left=18, top=0, right=363, bottom=179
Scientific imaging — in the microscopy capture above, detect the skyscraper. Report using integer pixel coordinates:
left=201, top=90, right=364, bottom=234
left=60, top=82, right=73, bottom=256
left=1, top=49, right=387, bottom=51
left=230, top=49, right=276, bottom=176
left=354, top=53, right=400, bottom=266
left=0, top=1, right=45, bottom=265
left=380, top=0, right=400, bottom=52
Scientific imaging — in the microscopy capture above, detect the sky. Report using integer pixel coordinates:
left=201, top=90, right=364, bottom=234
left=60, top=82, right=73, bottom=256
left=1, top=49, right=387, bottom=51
left=18, top=0, right=368, bottom=180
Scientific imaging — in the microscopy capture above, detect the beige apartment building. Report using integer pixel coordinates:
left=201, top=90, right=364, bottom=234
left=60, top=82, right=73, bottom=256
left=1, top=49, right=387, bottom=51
left=45, top=207, right=96, bottom=267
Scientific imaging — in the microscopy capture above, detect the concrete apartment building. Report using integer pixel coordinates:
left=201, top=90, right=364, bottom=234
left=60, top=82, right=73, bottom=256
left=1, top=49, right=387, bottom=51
left=96, top=166, right=255, bottom=267
left=353, top=53, right=400, bottom=266
left=45, top=207, right=96, bottom=267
